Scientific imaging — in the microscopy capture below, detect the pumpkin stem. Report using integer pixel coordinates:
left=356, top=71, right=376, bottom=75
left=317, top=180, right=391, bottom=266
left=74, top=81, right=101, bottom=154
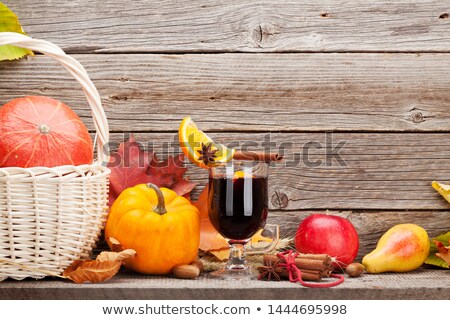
left=38, top=123, right=51, bottom=134
left=146, top=183, right=167, bottom=215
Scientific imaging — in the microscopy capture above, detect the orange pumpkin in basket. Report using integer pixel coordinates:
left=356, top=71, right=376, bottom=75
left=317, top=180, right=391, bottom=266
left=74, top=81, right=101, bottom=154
left=0, top=96, right=93, bottom=167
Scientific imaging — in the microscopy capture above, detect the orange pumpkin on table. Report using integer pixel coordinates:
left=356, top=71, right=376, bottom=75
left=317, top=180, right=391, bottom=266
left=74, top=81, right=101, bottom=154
left=105, top=183, right=200, bottom=275
left=0, top=96, right=93, bottom=167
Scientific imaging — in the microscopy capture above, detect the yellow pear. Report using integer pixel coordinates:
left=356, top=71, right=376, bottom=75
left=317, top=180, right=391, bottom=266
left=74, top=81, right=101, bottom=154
left=362, top=224, right=429, bottom=273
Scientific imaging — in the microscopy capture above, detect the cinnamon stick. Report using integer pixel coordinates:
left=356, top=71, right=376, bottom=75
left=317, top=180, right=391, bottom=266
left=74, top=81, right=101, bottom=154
left=261, top=253, right=335, bottom=282
left=264, top=255, right=331, bottom=272
left=297, top=253, right=332, bottom=262
left=321, top=269, right=332, bottom=277
left=277, top=269, right=322, bottom=281
left=233, top=150, right=283, bottom=162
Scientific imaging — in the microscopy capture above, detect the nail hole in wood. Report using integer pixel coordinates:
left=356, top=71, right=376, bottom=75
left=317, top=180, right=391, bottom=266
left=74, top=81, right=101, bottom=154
left=439, top=13, right=448, bottom=19
left=320, top=12, right=330, bottom=18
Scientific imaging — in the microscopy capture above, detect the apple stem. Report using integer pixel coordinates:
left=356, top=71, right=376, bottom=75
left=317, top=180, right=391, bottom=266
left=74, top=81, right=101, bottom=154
left=330, top=257, right=349, bottom=273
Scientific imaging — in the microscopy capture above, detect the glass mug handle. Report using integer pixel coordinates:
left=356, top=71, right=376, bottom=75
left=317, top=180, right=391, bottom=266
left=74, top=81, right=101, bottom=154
left=246, top=224, right=280, bottom=255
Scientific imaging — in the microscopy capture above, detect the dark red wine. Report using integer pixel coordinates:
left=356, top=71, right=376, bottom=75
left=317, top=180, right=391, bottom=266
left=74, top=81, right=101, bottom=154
left=208, top=175, right=268, bottom=240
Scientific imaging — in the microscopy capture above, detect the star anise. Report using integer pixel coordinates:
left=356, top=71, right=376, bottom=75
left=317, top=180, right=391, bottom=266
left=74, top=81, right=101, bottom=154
left=198, top=143, right=218, bottom=166
left=257, top=259, right=282, bottom=281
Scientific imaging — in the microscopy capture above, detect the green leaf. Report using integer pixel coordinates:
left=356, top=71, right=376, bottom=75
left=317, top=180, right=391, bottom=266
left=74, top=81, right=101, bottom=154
left=424, top=231, right=450, bottom=269
left=0, top=2, right=34, bottom=60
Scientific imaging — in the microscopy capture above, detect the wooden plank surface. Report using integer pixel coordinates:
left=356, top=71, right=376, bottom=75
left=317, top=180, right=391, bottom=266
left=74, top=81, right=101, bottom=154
left=0, top=268, right=445, bottom=300
left=107, top=132, right=450, bottom=210
left=4, top=0, right=450, bottom=53
left=1, top=54, right=450, bottom=132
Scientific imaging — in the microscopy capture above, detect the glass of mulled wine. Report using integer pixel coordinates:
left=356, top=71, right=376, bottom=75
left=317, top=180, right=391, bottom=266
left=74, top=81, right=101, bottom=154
left=208, top=161, right=273, bottom=279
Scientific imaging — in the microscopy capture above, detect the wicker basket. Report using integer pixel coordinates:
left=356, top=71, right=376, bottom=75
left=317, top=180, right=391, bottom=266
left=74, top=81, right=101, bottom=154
left=0, top=32, right=110, bottom=280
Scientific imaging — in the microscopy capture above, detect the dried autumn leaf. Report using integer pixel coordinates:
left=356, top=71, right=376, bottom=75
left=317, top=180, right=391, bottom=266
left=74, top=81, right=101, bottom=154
left=108, top=135, right=150, bottom=206
left=63, top=260, right=123, bottom=284
left=434, top=240, right=450, bottom=266
left=108, top=236, right=124, bottom=252
left=147, top=152, right=196, bottom=197
left=425, top=232, right=450, bottom=269
left=193, top=185, right=228, bottom=252
left=108, top=134, right=196, bottom=206
left=209, top=248, right=230, bottom=261
left=63, top=249, right=136, bottom=284
left=96, top=249, right=136, bottom=263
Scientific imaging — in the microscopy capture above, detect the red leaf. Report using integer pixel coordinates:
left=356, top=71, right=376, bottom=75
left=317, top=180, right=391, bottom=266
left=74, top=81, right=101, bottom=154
left=108, top=135, right=196, bottom=206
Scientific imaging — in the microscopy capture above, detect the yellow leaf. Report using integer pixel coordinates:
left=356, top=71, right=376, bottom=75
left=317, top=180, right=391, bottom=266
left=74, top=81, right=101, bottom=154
left=0, top=2, right=34, bottom=60
left=432, top=181, right=450, bottom=204
left=251, top=228, right=273, bottom=245
left=209, top=249, right=230, bottom=261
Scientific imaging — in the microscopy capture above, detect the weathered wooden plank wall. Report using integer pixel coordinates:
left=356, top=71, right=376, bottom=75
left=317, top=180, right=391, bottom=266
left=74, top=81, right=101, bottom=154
left=2, top=54, right=450, bottom=132
left=6, top=0, right=450, bottom=52
left=1, top=0, right=450, bottom=252
left=103, top=132, right=450, bottom=210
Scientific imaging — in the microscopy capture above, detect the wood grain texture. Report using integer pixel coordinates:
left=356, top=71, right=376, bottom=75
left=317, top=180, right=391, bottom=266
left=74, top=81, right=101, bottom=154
left=1, top=53, right=450, bottom=132
left=2, top=0, right=449, bottom=298
left=267, top=211, right=449, bottom=259
left=4, top=0, right=450, bottom=53
left=0, top=269, right=446, bottom=299
left=105, top=132, right=450, bottom=210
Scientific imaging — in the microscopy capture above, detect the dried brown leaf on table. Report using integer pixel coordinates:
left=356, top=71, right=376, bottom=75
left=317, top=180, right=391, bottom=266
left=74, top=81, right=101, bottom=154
left=63, top=249, right=136, bottom=284
left=63, top=260, right=122, bottom=284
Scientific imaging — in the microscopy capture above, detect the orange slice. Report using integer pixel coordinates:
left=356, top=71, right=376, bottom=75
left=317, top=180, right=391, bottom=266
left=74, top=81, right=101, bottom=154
left=233, top=171, right=254, bottom=179
left=179, top=117, right=234, bottom=169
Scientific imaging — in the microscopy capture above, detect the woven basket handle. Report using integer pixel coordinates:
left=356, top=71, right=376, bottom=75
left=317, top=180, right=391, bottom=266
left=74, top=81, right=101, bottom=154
left=0, top=32, right=109, bottom=164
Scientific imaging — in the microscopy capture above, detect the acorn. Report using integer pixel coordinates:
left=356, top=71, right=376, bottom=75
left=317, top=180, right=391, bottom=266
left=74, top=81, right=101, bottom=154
left=345, top=263, right=365, bottom=277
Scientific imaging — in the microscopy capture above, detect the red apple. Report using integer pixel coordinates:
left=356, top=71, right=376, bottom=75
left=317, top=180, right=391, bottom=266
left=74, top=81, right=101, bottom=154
left=294, top=214, right=359, bottom=269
